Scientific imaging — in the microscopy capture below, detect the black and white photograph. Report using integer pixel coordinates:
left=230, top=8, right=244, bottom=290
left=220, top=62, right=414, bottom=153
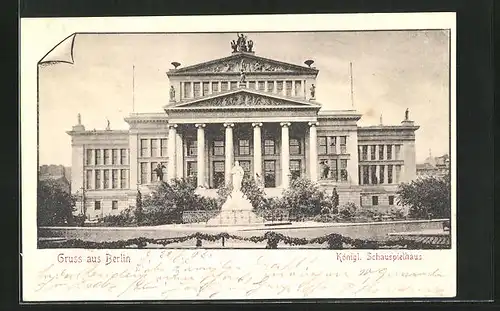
left=22, top=13, right=457, bottom=300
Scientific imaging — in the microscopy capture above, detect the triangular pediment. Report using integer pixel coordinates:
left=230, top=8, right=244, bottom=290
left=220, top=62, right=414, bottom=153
left=165, top=89, right=321, bottom=110
left=167, top=53, right=318, bottom=76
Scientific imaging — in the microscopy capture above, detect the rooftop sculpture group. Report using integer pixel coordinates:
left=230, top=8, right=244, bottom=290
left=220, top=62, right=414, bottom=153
left=231, top=33, right=254, bottom=53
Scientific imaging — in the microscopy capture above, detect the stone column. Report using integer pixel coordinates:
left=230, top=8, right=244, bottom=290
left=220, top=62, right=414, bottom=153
left=383, top=165, right=388, bottom=184
left=190, top=82, right=194, bottom=98
left=252, top=123, right=263, bottom=178
left=273, top=81, right=277, bottom=94
left=224, top=123, right=234, bottom=185
left=375, top=165, right=380, bottom=184
left=280, top=122, right=291, bottom=188
left=100, top=170, right=104, bottom=189
left=167, top=124, right=177, bottom=181
left=292, top=80, right=296, bottom=96
left=308, top=122, right=318, bottom=181
left=359, top=165, right=364, bottom=185
left=195, top=123, right=206, bottom=187
left=118, top=169, right=122, bottom=189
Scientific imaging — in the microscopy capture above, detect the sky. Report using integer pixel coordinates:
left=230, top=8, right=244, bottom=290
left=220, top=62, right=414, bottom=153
left=38, top=31, right=450, bottom=166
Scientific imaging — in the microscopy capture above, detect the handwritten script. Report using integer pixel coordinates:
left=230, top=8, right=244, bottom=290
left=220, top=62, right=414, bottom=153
left=31, top=250, right=450, bottom=300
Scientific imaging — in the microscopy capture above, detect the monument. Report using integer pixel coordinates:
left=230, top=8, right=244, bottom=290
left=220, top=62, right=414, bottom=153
left=206, top=161, right=264, bottom=226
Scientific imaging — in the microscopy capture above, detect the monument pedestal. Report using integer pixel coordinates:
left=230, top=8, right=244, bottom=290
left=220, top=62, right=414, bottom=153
left=206, top=190, right=264, bottom=226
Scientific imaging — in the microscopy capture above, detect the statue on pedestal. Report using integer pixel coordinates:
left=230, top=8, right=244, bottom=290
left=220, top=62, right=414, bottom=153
left=231, top=40, right=238, bottom=52
left=169, top=86, right=176, bottom=102
left=247, top=40, right=254, bottom=52
left=405, top=108, right=410, bottom=121
left=154, top=163, right=166, bottom=182
left=77, top=113, right=81, bottom=125
left=231, top=161, right=244, bottom=193
left=106, top=119, right=110, bottom=130
left=310, top=84, right=316, bottom=98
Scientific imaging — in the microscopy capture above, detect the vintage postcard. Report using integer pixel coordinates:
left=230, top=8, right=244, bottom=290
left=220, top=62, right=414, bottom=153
left=21, top=13, right=456, bottom=301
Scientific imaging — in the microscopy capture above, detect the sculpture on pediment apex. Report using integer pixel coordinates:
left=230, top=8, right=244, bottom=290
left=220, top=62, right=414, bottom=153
left=236, top=33, right=247, bottom=52
left=247, top=40, right=254, bottom=52
left=231, top=40, right=238, bottom=52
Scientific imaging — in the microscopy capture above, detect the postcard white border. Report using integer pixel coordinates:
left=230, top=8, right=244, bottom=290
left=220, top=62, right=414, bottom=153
left=21, top=13, right=457, bottom=301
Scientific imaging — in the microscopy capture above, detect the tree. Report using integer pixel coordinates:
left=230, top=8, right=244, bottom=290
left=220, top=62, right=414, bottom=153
left=37, top=179, right=77, bottom=226
left=396, top=174, right=451, bottom=219
left=278, top=177, right=333, bottom=218
left=140, top=178, right=218, bottom=225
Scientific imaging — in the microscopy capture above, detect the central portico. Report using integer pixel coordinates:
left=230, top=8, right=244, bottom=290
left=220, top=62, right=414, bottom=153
left=163, top=88, right=322, bottom=189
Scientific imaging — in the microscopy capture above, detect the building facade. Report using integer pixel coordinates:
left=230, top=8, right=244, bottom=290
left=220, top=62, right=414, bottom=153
left=416, top=153, right=450, bottom=178
left=67, top=35, right=419, bottom=220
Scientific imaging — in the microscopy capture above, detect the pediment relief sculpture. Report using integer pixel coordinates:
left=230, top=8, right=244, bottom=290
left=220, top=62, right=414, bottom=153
left=187, top=58, right=300, bottom=74
left=185, top=93, right=305, bottom=108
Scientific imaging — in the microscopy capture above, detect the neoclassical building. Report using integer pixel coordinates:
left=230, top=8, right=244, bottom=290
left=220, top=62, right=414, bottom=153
left=67, top=35, right=419, bottom=220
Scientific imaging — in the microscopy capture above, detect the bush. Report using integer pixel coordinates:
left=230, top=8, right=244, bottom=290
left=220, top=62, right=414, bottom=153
left=139, top=178, right=219, bottom=225
left=100, top=207, right=136, bottom=226
left=338, top=202, right=357, bottom=219
left=312, top=213, right=340, bottom=223
left=277, top=178, right=333, bottom=218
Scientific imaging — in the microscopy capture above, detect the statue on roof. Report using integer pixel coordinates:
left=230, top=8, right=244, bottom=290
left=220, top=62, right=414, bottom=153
left=77, top=113, right=81, bottom=125
left=405, top=108, right=409, bottom=121
left=106, top=119, right=110, bottom=130
left=310, top=84, right=316, bottom=99
left=237, top=33, right=247, bottom=52
left=248, top=40, right=254, bottom=52
left=230, top=40, right=238, bottom=52
left=169, top=85, right=176, bottom=101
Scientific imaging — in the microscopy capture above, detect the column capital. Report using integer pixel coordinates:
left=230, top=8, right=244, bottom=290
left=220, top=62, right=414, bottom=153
left=195, top=123, right=206, bottom=128
left=223, top=123, right=235, bottom=128
left=280, top=122, right=291, bottom=128
left=167, top=124, right=178, bottom=129
left=308, top=121, right=319, bottom=127
left=252, top=122, right=263, bottom=128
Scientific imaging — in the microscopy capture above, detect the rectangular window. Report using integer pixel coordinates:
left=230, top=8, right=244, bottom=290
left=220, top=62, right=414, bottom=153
left=239, top=139, right=250, bottom=155
left=387, top=145, right=393, bottom=160
left=372, top=196, right=379, bottom=206
left=211, top=82, right=219, bottom=93
left=370, top=166, right=378, bottom=184
left=103, top=170, right=110, bottom=189
left=184, top=82, right=192, bottom=98
left=340, top=159, right=348, bottom=181
left=230, top=81, right=237, bottom=90
left=95, top=170, right=101, bottom=189
left=388, top=195, right=395, bottom=206
left=140, top=139, right=148, bottom=157
left=339, top=136, right=347, bottom=154
left=187, top=161, right=197, bottom=178
left=112, top=200, right=118, bottom=210
left=110, top=169, right=117, bottom=188
left=379, top=165, right=385, bottom=184
left=193, top=82, right=201, bottom=97
left=387, top=165, right=393, bottom=183
left=140, top=163, right=148, bottom=184
left=362, top=146, right=368, bottom=160
left=290, top=160, right=301, bottom=180
left=276, top=81, right=283, bottom=94
left=362, top=166, right=369, bottom=185
left=264, top=139, right=275, bottom=155
left=213, top=140, right=224, bottom=156
left=264, top=160, right=276, bottom=188
left=249, top=81, right=256, bottom=90
left=188, top=139, right=197, bottom=156
left=395, top=145, right=401, bottom=160
left=150, top=162, right=158, bottom=182
left=395, top=165, right=402, bottom=183
left=329, top=159, right=338, bottom=181
left=86, top=149, right=93, bottom=165
left=327, top=137, right=336, bottom=154
left=160, top=139, right=168, bottom=157
left=295, top=80, right=302, bottom=96
left=266, top=81, right=274, bottom=92
left=111, top=149, right=118, bottom=165
left=104, top=149, right=110, bottom=165
left=86, top=170, right=92, bottom=189
left=120, top=149, right=127, bottom=165
left=370, top=145, right=376, bottom=160
left=258, top=81, right=265, bottom=91
left=95, top=150, right=101, bottom=165
left=318, top=137, right=327, bottom=155
left=285, top=81, right=292, bottom=96
left=378, top=145, right=384, bottom=160
left=213, top=161, right=225, bottom=189
left=289, top=138, right=301, bottom=155
left=120, top=169, right=127, bottom=188
left=151, top=139, right=158, bottom=158
left=239, top=160, right=251, bottom=177
left=221, top=82, right=229, bottom=92
left=94, top=201, right=101, bottom=210
left=202, top=82, right=210, bottom=96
